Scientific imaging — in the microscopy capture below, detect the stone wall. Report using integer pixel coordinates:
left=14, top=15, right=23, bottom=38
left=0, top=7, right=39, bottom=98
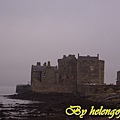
left=77, top=85, right=104, bottom=94
left=58, top=55, right=77, bottom=85
left=77, top=85, right=120, bottom=95
left=16, top=84, right=31, bottom=93
left=77, top=55, right=104, bottom=85
left=41, top=66, right=57, bottom=84
left=98, top=60, right=104, bottom=84
left=31, top=79, right=76, bottom=93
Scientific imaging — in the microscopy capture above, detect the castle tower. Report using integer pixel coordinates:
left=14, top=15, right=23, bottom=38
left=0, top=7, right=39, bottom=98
left=58, top=55, right=77, bottom=86
left=77, top=54, right=104, bottom=85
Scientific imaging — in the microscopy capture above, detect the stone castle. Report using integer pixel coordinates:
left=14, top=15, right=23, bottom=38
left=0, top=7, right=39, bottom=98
left=31, top=54, right=104, bottom=93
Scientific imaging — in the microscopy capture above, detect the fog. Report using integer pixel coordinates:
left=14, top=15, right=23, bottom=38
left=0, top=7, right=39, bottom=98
left=0, top=0, right=120, bottom=86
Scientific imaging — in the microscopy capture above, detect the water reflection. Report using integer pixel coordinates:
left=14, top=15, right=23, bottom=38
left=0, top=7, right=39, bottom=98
left=0, top=95, right=38, bottom=106
left=0, top=86, right=41, bottom=119
left=0, top=95, right=40, bottom=119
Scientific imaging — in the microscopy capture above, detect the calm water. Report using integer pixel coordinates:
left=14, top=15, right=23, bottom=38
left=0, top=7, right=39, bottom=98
left=0, top=86, right=39, bottom=119
left=0, top=86, right=38, bottom=105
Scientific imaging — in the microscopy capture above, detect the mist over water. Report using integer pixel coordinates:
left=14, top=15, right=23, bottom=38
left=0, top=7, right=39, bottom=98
left=0, top=86, right=16, bottom=95
left=1, top=0, right=120, bottom=86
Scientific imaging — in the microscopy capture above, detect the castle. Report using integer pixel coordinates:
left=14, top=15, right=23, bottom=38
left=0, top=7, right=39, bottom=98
left=31, top=54, right=104, bottom=93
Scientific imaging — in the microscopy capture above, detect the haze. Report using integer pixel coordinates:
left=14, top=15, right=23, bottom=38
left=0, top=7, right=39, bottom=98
left=0, top=0, right=120, bottom=86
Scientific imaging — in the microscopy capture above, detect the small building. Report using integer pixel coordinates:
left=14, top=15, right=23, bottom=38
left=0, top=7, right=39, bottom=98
left=116, top=71, right=120, bottom=85
left=16, top=84, right=31, bottom=93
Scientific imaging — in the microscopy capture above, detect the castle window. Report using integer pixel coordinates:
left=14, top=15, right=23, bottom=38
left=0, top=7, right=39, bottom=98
left=90, top=66, right=94, bottom=71
left=39, top=72, right=42, bottom=82
left=33, top=71, right=42, bottom=82
left=43, top=73, right=46, bottom=78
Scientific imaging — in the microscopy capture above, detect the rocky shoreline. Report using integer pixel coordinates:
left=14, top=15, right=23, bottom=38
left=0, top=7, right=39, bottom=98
left=0, top=91, right=119, bottom=120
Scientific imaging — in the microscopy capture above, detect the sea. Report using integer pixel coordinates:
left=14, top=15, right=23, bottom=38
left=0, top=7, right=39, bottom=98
left=0, top=86, right=16, bottom=95
left=0, top=86, right=39, bottom=119
left=0, top=86, right=32, bottom=105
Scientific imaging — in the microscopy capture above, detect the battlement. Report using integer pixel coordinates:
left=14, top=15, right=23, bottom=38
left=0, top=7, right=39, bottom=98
left=58, top=54, right=76, bottom=62
left=78, top=54, right=99, bottom=60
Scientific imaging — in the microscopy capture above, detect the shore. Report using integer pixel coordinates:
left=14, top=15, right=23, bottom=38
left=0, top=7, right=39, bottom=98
left=0, top=92, right=118, bottom=120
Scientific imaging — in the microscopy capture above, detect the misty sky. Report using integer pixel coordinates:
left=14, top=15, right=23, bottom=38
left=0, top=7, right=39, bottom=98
left=0, top=0, right=120, bottom=86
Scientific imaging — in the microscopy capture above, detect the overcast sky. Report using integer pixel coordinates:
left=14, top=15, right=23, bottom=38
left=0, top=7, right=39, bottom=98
left=0, top=0, right=120, bottom=86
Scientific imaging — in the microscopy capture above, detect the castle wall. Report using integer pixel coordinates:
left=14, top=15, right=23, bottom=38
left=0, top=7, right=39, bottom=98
left=16, top=84, right=31, bottom=93
left=77, top=85, right=104, bottom=94
left=77, top=55, right=104, bottom=85
left=77, top=85, right=120, bottom=95
left=98, top=60, right=104, bottom=84
left=77, top=59, right=99, bottom=85
left=58, top=55, right=77, bottom=86
left=41, top=66, right=57, bottom=84
left=31, top=79, right=76, bottom=93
